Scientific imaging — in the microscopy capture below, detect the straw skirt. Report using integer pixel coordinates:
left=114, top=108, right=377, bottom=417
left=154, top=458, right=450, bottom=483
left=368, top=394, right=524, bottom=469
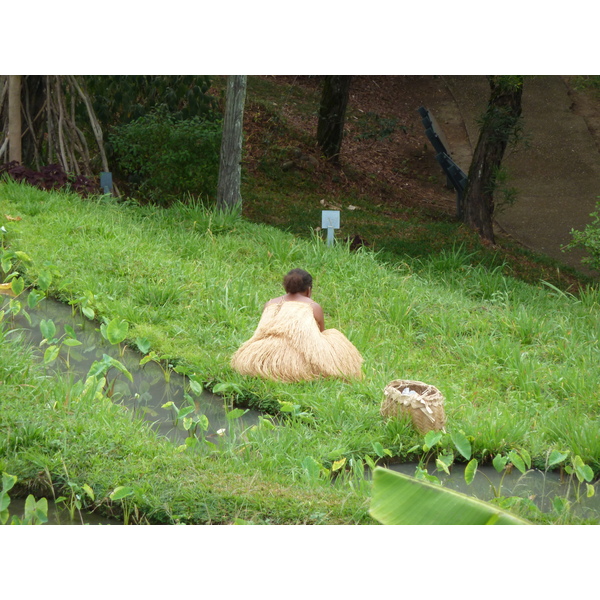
left=231, top=301, right=363, bottom=382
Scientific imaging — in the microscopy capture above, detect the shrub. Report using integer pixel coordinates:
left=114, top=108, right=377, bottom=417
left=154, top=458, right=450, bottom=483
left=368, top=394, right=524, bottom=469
left=0, top=162, right=98, bottom=196
left=565, top=198, right=600, bottom=272
left=109, top=108, right=222, bottom=205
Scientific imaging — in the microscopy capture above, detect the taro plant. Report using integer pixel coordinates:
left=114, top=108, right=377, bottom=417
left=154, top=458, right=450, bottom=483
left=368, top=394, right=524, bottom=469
left=39, top=318, right=83, bottom=368
left=55, top=480, right=95, bottom=524
left=109, top=486, right=136, bottom=525
left=87, top=353, right=133, bottom=399
left=68, top=290, right=96, bottom=320
left=100, top=316, right=129, bottom=357
left=162, top=388, right=210, bottom=449
left=140, top=349, right=173, bottom=383
left=1, top=473, right=49, bottom=525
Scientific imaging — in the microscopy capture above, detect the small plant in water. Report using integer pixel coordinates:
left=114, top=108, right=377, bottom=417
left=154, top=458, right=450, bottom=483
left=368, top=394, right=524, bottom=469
left=1, top=473, right=49, bottom=525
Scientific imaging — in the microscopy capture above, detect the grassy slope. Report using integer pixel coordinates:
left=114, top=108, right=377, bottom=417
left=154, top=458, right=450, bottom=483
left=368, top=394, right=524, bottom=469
left=1, top=177, right=599, bottom=527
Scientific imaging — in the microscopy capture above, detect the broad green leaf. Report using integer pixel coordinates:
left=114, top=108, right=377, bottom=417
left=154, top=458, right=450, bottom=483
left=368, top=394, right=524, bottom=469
left=106, top=318, right=129, bottom=345
left=82, top=306, right=94, bottom=319
left=82, top=484, right=95, bottom=501
left=508, top=450, right=527, bottom=474
left=183, top=417, right=193, bottom=431
left=213, top=382, right=243, bottom=395
left=573, top=456, right=593, bottom=483
left=0, top=493, right=10, bottom=513
left=43, top=345, right=60, bottom=364
left=423, top=430, right=443, bottom=450
left=518, top=447, right=532, bottom=470
left=136, top=337, right=151, bottom=354
left=226, top=408, right=247, bottom=421
left=103, top=354, right=133, bottom=382
left=548, top=449, right=569, bottom=467
left=450, top=430, right=472, bottom=460
left=2, top=473, right=17, bottom=493
left=493, top=454, right=509, bottom=473
left=37, top=270, right=52, bottom=291
left=552, top=496, right=570, bottom=514
left=11, top=276, right=24, bottom=296
left=189, top=379, right=203, bottom=396
left=332, top=458, right=347, bottom=472
left=370, top=468, right=529, bottom=525
left=110, top=486, right=134, bottom=501
left=257, top=416, right=276, bottom=430
left=27, top=289, right=44, bottom=308
left=586, top=483, right=595, bottom=498
left=40, top=318, right=57, bottom=342
left=464, top=458, right=478, bottom=485
left=197, top=414, right=209, bottom=431
left=161, top=401, right=174, bottom=409
left=64, top=325, right=78, bottom=339
left=278, top=401, right=295, bottom=413
left=414, top=466, right=440, bottom=485
left=436, top=457, right=451, bottom=475
left=177, top=406, right=195, bottom=419
left=15, top=251, right=32, bottom=265
left=372, top=441, right=387, bottom=458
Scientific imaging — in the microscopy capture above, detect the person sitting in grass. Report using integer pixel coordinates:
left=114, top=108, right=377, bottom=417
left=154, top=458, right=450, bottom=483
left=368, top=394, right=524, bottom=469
left=231, top=268, right=363, bottom=382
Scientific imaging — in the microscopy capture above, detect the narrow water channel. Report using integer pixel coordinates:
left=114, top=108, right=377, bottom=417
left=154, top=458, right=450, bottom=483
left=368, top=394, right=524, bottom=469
left=3, top=292, right=261, bottom=445
left=3, top=292, right=599, bottom=523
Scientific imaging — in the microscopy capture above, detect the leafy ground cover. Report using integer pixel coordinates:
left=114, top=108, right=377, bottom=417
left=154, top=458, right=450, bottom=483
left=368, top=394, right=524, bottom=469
left=1, top=178, right=599, bottom=524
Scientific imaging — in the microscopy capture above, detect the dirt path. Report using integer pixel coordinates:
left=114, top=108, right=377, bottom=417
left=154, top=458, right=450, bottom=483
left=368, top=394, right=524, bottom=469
left=426, top=75, right=600, bottom=277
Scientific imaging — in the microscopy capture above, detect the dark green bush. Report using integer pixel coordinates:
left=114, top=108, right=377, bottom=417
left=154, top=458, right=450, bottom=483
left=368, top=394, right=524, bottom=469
left=109, top=108, right=222, bottom=205
left=566, top=198, right=600, bottom=272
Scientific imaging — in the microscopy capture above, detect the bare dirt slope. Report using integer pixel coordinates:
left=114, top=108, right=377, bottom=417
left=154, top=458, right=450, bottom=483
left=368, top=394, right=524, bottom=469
left=426, top=75, right=600, bottom=276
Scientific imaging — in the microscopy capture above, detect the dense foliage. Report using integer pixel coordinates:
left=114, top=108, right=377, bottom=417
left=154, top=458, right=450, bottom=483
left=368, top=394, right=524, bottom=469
left=109, top=108, right=222, bottom=204
left=566, top=199, right=600, bottom=271
left=86, top=75, right=218, bottom=128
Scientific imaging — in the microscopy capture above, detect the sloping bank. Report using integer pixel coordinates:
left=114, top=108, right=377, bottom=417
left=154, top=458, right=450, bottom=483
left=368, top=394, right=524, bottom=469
left=1, top=179, right=600, bottom=524
left=0, top=321, right=372, bottom=524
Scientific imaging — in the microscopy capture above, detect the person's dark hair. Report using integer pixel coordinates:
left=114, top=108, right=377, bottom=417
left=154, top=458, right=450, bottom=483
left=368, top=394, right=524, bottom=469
left=283, top=268, right=313, bottom=294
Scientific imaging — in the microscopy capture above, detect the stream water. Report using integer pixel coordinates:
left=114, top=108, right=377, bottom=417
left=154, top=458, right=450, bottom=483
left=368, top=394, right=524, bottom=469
left=3, top=292, right=599, bottom=523
left=3, top=292, right=261, bottom=445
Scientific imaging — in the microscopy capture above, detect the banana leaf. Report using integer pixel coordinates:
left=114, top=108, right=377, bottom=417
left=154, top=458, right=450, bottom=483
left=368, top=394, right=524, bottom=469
left=369, top=467, right=529, bottom=525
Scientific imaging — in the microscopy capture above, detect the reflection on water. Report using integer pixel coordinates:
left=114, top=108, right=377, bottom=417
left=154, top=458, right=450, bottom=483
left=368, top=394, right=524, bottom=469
left=7, top=496, right=120, bottom=525
left=3, top=293, right=260, bottom=445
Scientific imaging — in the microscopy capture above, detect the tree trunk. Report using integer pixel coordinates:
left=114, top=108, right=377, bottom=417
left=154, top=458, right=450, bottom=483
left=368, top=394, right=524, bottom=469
left=8, top=75, right=22, bottom=163
left=462, top=76, right=524, bottom=242
left=217, top=75, right=247, bottom=211
left=317, top=76, right=352, bottom=163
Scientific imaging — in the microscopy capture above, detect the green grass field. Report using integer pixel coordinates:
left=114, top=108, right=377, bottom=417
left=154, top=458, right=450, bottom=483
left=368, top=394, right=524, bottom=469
left=1, top=178, right=598, bottom=524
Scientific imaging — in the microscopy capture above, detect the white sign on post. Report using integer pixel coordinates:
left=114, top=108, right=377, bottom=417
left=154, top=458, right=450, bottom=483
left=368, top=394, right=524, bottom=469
left=321, top=210, right=340, bottom=247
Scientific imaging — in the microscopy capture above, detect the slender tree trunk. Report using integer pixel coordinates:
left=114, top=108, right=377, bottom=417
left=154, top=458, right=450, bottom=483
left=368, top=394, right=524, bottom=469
left=217, top=75, right=247, bottom=211
left=462, top=76, right=524, bottom=242
left=317, top=75, right=351, bottom=163
left=8, top=75, right=22, bottom=163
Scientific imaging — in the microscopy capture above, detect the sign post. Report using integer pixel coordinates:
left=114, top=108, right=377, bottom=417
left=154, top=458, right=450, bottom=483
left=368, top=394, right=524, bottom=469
left=100, top=172, right=113, bottom=195
left=321, top=210, right=340, bottom=247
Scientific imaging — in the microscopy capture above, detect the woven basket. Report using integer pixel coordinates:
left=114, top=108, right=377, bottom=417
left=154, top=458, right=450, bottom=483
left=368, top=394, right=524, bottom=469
left=381, top=379, right=446, bottom=434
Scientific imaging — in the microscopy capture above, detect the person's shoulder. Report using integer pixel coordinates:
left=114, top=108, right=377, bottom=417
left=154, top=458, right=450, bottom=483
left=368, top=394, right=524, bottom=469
left=264, top=296, right=284, bottom=308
